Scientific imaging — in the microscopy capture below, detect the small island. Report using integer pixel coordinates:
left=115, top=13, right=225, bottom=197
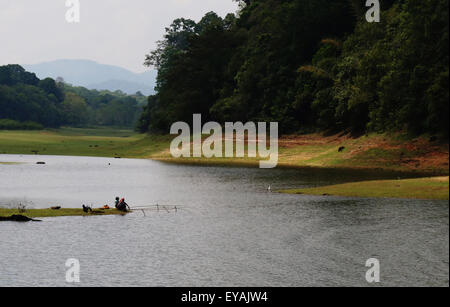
left=281, top=177, right=449, bottom=200
left=0, top=207, right=129, bottom=222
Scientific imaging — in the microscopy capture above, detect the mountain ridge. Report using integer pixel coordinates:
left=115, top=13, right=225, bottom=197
left=23, top=59, right=156, bottom=95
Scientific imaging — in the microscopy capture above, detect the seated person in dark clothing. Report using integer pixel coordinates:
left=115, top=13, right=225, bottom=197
left=115, top=197, right=130, bottom=212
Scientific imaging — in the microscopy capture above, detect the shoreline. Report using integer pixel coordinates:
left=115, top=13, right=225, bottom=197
left=1, top=129, right=448, bottom=201
left=0, top=208, right=129, bottom=219
left=2, top=152, right=446, bottom=178
left=1, top=129, right=448, bottom=174
left=280, top=177, right=450, bottom=201
left=152, top=157, right=448, bottom=177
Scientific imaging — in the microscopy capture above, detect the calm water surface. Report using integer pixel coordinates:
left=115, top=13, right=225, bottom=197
left=0, top=155, right=448, bottom=287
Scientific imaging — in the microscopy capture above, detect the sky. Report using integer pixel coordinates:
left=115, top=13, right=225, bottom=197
left=0, top=0, right=239, bottom=73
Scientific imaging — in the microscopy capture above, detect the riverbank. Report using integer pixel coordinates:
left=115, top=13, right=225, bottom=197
left=1, top=128, right=447, bottom=175
left=281, top=177, right=450, bottom=200
left=153, top=133, right=448, bottom=175
left=0, top=208, right=127, bottom=219
left=1, top=128, right=449, bottom=200
left=147, top=132, right=449, bottom=176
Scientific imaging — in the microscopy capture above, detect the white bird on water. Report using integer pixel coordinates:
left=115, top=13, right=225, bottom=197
left=267, top=185, right=272, bottom=192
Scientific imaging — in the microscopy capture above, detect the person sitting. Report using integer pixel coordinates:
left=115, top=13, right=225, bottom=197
left=115, top=197, right=130, bottom=212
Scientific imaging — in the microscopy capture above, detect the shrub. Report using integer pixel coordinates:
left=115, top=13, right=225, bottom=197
left=0, top=119, right=44, bottom=130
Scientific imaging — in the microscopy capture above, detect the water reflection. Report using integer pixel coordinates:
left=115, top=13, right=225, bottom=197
left=0, top=155, right=448, bottom=287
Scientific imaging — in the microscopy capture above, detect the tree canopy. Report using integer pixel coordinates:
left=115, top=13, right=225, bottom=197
left=0, top=64, right=144, bottom=129
left=138, top=0, right=448, bottom=138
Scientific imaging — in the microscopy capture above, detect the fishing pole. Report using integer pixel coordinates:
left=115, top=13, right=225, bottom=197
left=129, top=204, right=181, bottom=213
left=130, top=204, right=184, bottom=209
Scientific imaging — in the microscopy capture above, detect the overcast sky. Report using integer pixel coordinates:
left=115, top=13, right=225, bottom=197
left=0, top=0, right=238, bottom=72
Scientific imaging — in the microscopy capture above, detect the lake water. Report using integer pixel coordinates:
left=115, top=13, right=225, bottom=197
left=0, top=154, right=448, bottom=287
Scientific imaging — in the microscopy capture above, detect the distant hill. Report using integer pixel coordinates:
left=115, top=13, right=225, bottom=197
left=1, top=64, right=143, bottom=129
left=24, top=59, right=157, bottom=95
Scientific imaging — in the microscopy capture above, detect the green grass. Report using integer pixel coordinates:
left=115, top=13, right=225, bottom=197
left=55, top=127, right=136, bottom=137
left=0, top=128, right=169, bottom=158
left=281, top=177, right=449, bottom=200
left=0, top=208, right=128, bottom=218
left=0, top=129, right=448, bottom=175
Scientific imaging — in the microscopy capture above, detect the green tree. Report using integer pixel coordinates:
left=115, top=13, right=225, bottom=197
left=61, top=92, right=89, bottom=126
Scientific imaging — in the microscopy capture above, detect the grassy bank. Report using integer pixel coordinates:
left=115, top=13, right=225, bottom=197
left=0, top=208, right=127, bottom=218
left=0, top=129, right=448, bottom=175
left=0, top=127, right=167, bottom=158
left=149, top=133, right=449, bottom=175
left=281, top=177, right=449, bottom=200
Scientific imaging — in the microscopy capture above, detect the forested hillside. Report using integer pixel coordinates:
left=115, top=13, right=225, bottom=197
left=138, top=0, right=448, bottom=138
left=0, top=65, right=143, bottom=129
left=61, top=83, right=145, bottom=127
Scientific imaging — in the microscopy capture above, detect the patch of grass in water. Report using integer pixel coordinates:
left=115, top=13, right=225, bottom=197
left=0, top=208, right=128, bottom=218
left=280, top=177, right=449, bottom=200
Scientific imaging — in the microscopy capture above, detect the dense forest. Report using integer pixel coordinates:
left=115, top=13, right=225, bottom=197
left=137, top=0, right=449, bottom=138
left=0, top=65, right=144, bottom=129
